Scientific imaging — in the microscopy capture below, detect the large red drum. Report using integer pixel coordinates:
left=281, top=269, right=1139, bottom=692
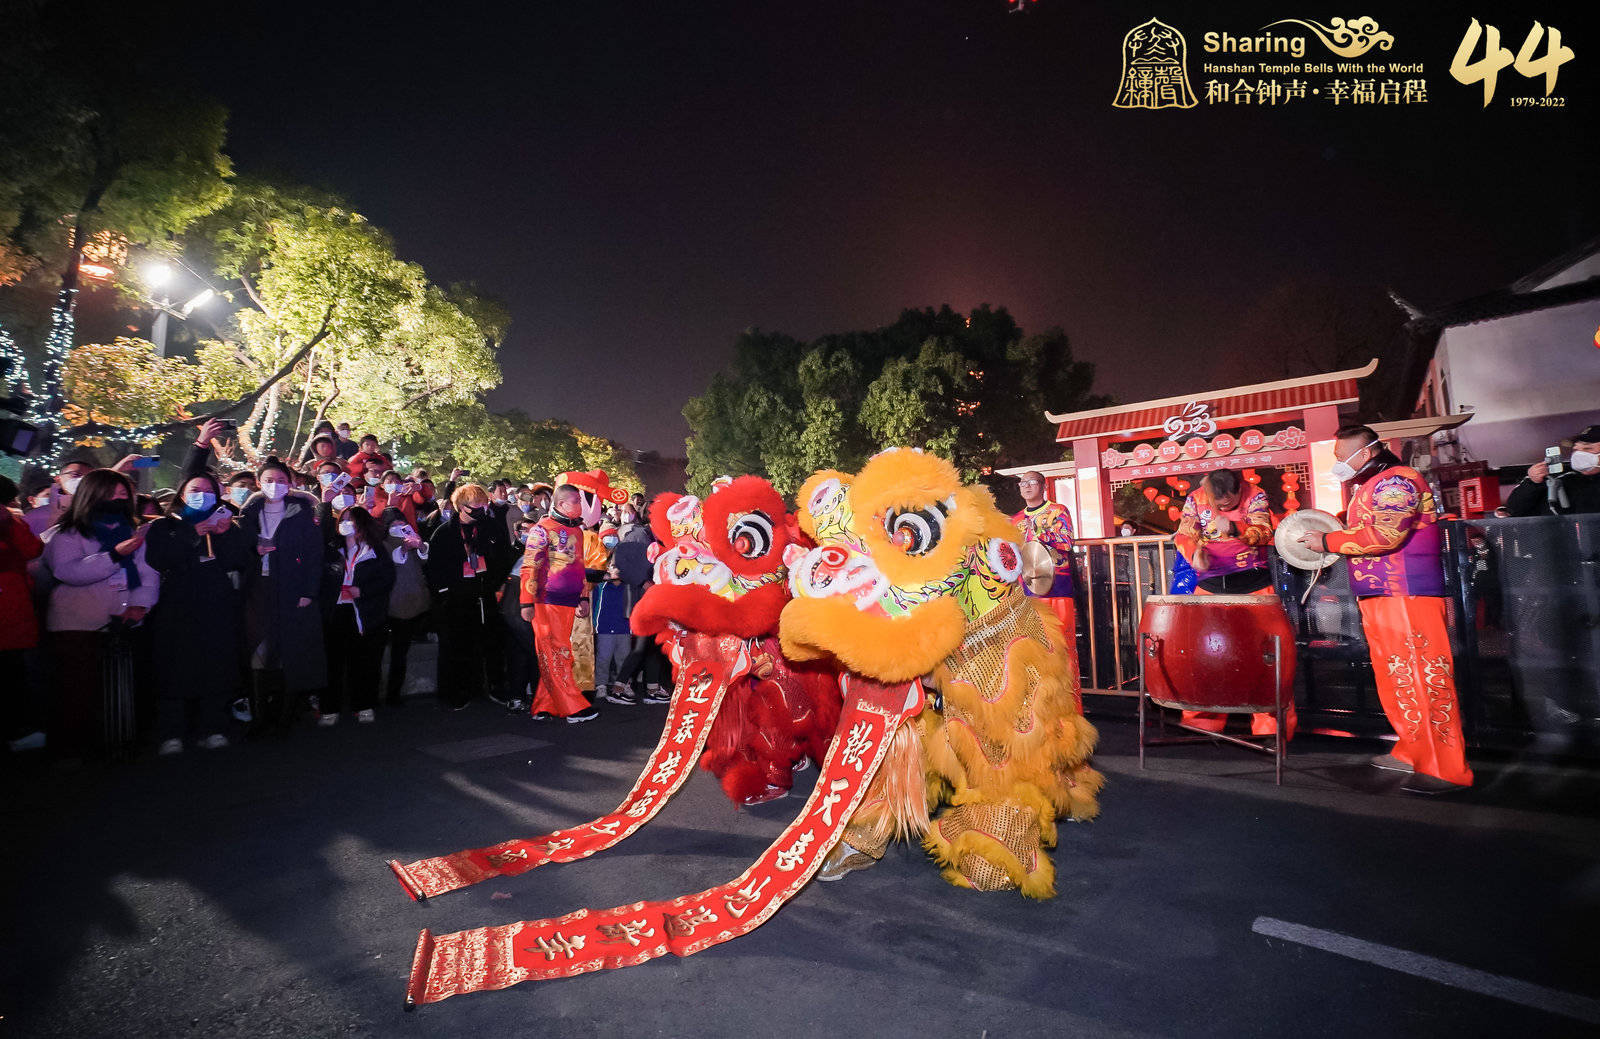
left=1138, top=594, right=1297, bottom=713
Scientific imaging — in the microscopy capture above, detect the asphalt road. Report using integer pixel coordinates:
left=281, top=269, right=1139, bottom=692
left=4, top=692, right=1597, bottom=1039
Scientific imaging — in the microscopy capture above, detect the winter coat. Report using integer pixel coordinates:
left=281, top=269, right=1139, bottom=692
left=0, top=508, right=45, bottom=651
left=43, top=526, right=160, bottom=633
left=322, top=539, right=396, bottom=634
left=239, top=490, right=327, bottom=691
left=613, top=525, right=655, bottom=591
left=143, top=512, right=253, bottom=694
left=424, top=514, right=513, bottom=602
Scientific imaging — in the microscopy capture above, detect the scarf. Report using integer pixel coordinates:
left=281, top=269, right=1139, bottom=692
left=88, top=510, right=142, bottom=591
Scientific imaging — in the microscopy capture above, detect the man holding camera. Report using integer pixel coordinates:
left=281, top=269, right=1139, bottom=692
left=1504, top=425, right=1600, bottom=516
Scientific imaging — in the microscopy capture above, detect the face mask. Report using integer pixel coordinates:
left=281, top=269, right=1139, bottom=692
left=620, top=511, right=636, bottom=525
left=602, top=536, right=618, bottom=549
left=184, top=491, right=217, bottom=511
left=519, top=503, right=535, bottom=515
left=229, top=486, right=251, bottom=505
left=338, top=520, right=356, bottom=537
left=30, top=494, right=49, bottom=510
left=556, top=500, right=581, bottom=519
left=319, top=472, right=338, bottom=487
left=263, top=482, right=289, bottom=501
left=1572, top=450, right=1600, bottom=472
left=337, top=430, right=351, bottom=440
left=334, top=494, right=355, bottom=509
left=365, top=475, right=381, bottom=486
left=1330, top=442, right=1376, bottom=483
left=384, top=482, right=400, bottom=493
left=92, top=502, right=127, bottom=517
left=61, top=475, right=82, bottom=495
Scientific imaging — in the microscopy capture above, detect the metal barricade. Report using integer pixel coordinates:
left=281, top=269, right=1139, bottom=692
left=1070, top=518, right=1600, bottom=758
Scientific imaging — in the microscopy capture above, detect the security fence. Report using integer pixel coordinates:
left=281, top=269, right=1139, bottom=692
left=1071, top=516, right=1600, bottom=758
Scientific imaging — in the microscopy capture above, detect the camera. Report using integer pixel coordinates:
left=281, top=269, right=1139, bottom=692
left=0, top=393, right=44, bottom=457
left=1545, top=446, right=1566, bottom=477
left=216, top=418, right=237, bottom=433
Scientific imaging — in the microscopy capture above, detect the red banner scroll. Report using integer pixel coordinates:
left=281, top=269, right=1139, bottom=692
left=403, top=676, right=924, bottom=1006
left=388, top=632, right=750, bottom=901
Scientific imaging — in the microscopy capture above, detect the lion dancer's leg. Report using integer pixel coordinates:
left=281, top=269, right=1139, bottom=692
left=818, top=717, right=931, bottom=880
left=922, top=599, right=1102, bottom=898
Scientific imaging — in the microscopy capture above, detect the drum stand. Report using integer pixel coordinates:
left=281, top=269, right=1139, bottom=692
left=1138, top=633, right=1287, bottom=786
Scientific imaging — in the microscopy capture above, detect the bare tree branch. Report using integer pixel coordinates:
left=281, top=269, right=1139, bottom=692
left=59, top=301, right=337, bottom=442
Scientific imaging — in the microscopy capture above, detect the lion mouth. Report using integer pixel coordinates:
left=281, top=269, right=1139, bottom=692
left=653, top=544, right=783, bottom=601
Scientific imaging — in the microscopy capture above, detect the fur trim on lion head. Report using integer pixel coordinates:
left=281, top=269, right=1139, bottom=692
left=779, top=448, right=1027, bottom=680
left=631, top=476, right=806, bottom=640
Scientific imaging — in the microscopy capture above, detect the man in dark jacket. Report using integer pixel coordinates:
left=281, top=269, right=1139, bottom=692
left=1505, top=424, right=1600, bottom=516
left=424, top=485, right=514, bottom=709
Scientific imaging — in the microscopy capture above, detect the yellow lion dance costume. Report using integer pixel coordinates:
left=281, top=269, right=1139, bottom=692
left=779, top=449, right=1102, bottom=898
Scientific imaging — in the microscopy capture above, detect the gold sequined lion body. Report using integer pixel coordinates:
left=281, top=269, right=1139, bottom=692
left=779, top=448, right=1101, bottom=898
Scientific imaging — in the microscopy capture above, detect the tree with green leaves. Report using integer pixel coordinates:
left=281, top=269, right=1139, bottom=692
left=685, top=305, right=1107, bottom=497
left=0, top=3, right=234, bottom=441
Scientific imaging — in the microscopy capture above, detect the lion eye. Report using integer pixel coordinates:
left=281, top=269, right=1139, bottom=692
left=884, top=498, right=952, bottom=556
left=729, top=511, right=774, bottom=559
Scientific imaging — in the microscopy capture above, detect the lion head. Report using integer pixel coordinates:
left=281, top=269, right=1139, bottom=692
left=630, top=475, right=805, bottom=641
left=778, top=449, right=1025, bottom=682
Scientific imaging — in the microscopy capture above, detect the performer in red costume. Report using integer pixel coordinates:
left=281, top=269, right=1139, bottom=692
left=631, top=476, right=840, bottom=804
left=1011, top=471, right=1081, bottom=705
left=1297, top=425, right=1472, bottom=793
left=520, top=484, right=597, bottom=722
left=1172, top=467, right=1295, bottom=739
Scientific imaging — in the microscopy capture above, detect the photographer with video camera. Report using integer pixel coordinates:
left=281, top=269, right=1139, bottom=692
left=1505, top=424, right=1600, bottom=516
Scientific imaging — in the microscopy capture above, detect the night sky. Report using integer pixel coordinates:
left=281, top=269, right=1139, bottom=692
left=113, top=1, right=1599, bottom=453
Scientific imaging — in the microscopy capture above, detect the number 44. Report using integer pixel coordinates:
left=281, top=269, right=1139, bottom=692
left=1449, top=19, right=1574, bottom=106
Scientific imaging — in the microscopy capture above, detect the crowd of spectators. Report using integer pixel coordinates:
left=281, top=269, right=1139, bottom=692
left=1, top=419, right=668, bottom=762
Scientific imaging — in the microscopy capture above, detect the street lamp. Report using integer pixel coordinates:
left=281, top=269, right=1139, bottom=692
left=142, top=262, right=213, bottom=357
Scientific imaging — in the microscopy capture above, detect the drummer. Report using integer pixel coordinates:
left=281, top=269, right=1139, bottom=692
left=1011, top=472, right=1081, bottom=697
left=1173, top=468, right=1295, bottom=738
left=1294, top=424, right=1472, bottom=793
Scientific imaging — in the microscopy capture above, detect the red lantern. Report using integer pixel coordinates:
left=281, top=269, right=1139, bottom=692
left=1243, top=468, right=1260, bottom=485
left=1167, top=505, right=1182, bottom=522
left=1174, top=479, right=1191, bottom=493
left=1143, top=486, right=1159, bottom=501
left=1156, top=495, right=1171, bottom=508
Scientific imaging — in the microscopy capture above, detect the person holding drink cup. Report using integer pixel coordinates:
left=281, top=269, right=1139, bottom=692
left=144, top=473, right=253, bottom=753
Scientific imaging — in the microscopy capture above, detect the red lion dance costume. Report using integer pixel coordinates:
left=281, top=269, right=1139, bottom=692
left=630, top=476, right=840, bottom=805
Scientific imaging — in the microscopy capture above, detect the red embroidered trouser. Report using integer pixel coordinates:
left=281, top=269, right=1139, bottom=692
left=1358, top=595, right=1473, bottom=786
left=1042, top=596, right=1082, bottom=711
left=531, top=603, right=590, bottom=717
left=1180, top=584, right=1298, bottom=740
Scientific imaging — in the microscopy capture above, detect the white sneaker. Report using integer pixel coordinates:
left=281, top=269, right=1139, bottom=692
left=7, top=731, right=45, bottom=752
left=318, top=713, right=340, bottom=727
left=356, top=709, right=376, bottom=724
left=199, top=734, right=229, bottom=750
left=157, top=738, right=184, bottom=755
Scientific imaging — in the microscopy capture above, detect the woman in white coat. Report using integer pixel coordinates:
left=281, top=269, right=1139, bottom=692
left=42, top=468, right=159, bottom=757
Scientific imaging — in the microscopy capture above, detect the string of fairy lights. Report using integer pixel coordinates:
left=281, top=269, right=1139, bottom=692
left=3, top=286, right=168, bottom=463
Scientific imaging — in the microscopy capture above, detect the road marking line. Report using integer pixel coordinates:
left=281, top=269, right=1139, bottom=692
left=1252, top=917, right=1600, bottom=1025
